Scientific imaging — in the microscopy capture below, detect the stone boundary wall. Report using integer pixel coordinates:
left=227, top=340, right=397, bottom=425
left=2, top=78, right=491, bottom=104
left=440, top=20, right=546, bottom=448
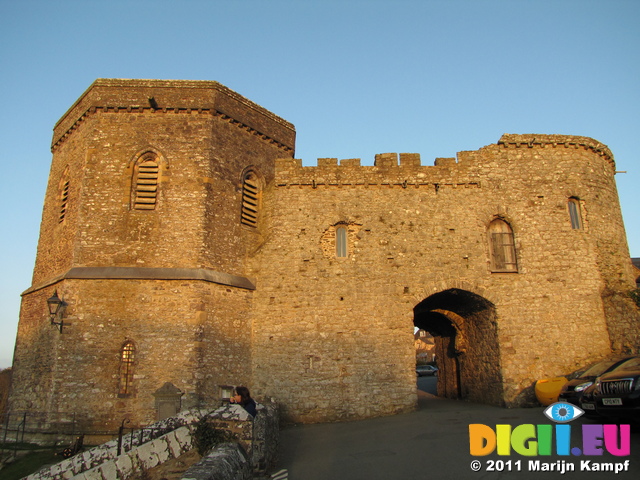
left=23, top=403, right=278, bottom=480
left=186, top=402, right=279, bottom=477
left=23, top=409, right=208, bottom=480
left=251, top=403, right=279, bottom=472
left=68, top=426, right=194, bottom=480
left=181, top=443, right=251, bottom=480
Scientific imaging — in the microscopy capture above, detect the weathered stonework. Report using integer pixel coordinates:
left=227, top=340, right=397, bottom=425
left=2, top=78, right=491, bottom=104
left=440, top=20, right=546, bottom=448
left=21, top=404, right=278, bottom=480
left=8, top=80, right=639, bottom=431
left=181, top=443, right=251, bottom=480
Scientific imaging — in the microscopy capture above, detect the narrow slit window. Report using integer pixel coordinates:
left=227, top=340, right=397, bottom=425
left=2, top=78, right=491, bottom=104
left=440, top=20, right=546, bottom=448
left=59, top=168, right=70, bottom=223
left=336, top=226, right=347, bottom=258
left=133, top=156, right=159, bottom=210
left=59, top=180, right=70, bottom=222
left=568, top=198, right=582, bottom=230
left=119, top=341, right=135, bottom=396
left=488, top=219, right=518, bottom=272
left=241, top=171, right=261, bottom=227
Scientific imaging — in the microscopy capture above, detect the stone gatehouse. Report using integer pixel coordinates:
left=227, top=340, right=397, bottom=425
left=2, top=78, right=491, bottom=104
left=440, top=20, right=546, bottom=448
left=7, top=79, right=639, bottom=430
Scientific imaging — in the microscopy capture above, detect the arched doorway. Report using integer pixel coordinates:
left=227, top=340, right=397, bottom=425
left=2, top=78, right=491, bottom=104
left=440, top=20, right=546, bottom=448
left=414, top=289, right=504, bottom=405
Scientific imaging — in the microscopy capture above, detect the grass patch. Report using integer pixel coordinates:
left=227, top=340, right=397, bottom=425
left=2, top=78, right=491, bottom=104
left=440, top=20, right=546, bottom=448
left=0, top=448, right=61, bottom=480
left=0, top=442, right=42, bottom=450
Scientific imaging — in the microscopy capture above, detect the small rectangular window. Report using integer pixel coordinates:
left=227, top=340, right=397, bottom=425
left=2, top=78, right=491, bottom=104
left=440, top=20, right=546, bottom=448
left=336, top=227, right=347, bottom=257
left=220, top=385, right=234, bottom=400
left=491, top=233, right=517, bottom=271
left=119, top=341, right=135, bottom=397
left=488, top=219, right=518, bottom=272
left=568, top=198, right=582, bottom=229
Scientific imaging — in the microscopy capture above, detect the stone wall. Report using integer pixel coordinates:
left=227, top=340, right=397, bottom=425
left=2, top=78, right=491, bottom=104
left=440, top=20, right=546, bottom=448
left=181, top=443, right=251, bottom=480
left=248, top=135, right=638, bottom=419
left=22, top=403, right=278, bottom=480
left=23, top=409, right=205, bottom=480
left=11, top=279, right=255, bottom=431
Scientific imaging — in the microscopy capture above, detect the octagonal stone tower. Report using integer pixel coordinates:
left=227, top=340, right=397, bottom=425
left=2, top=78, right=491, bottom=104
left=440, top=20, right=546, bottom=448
left=10, top=79, right=295, bottom=430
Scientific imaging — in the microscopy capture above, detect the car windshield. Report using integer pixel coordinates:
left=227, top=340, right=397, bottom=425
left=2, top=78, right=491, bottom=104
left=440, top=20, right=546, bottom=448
left=581, top=359, right=624, bottom=377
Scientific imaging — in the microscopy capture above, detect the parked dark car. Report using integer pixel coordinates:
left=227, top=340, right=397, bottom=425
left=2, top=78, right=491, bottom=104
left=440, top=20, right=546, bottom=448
left=592, top=356, right=640, bottom=422
left=559, top=356, right=635, bottom=407
left=416, top=365, right=438, bottom=377
left=579, top=383, right=599, bottom=416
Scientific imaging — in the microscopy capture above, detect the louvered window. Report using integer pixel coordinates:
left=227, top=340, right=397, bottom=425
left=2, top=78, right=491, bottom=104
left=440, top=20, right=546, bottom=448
left=133, top=157, right=159, bottom=210
left=488, top=219, right=518, bottom=272
left=118, top=341, right=135, bottom=396
left=241, top=171, right=260, bottom=227
left=59, top=179, right=70, bottom=223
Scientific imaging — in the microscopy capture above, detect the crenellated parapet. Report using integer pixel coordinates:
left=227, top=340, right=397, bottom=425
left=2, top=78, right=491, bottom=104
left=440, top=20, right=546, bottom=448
left=498, top=133, right=615, bottom=169
left=275, top=152, right=482, bottom=190
left=275, top=133, right=616, bottom=189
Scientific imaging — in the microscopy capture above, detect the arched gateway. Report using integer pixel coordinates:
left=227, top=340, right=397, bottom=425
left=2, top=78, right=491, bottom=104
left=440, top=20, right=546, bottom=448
left=414, top=289, right=504, bottom=405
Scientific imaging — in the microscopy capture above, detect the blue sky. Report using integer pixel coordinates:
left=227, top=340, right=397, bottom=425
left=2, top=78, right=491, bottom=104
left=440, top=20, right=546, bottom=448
left=1, top=0, right=639, bottom=369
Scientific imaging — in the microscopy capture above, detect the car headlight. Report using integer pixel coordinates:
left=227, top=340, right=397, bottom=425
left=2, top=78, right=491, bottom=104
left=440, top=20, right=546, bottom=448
left=574, top=382, right=593, bottom=392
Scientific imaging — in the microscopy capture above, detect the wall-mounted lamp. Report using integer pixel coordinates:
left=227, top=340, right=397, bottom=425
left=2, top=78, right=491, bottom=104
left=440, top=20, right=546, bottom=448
left=47, top=290, right=67, bottom=333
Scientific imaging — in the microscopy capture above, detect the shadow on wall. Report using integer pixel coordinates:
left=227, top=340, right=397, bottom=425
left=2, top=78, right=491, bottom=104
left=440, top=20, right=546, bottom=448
left=0, top=368, right=11, bottom=415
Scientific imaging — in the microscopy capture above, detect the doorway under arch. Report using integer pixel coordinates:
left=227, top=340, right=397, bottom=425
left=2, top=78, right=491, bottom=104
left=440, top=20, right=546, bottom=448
left=413, top=288, right=504, bottom=405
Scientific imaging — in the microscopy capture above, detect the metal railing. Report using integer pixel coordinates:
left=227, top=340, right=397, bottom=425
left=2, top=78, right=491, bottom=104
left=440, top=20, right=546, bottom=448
left=1, top=412, right=26, bottom=458
left=1, top=411, right=178, bottom=460
left=116, top=419, right=166, bottom=455
left=1, top=410, right=87, bottom=460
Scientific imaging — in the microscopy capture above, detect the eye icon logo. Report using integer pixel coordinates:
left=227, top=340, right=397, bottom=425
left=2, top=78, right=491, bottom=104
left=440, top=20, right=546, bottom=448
left=543, top=402, right=585, bottom=423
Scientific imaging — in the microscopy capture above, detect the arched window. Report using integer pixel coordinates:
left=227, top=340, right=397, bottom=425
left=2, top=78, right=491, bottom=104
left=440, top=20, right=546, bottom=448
left=488, top=219, right=518, bottom=272
left=336, top=226, right=348, bottom=258
left=568, top=197, right=582, bottom=230
left=241, top=170, right=261, bottom=227
left=132, top=153, right=160, bottom=210
left=58, top=167, right=70, bottom=223
left=118, top=341, right=136, bottom=396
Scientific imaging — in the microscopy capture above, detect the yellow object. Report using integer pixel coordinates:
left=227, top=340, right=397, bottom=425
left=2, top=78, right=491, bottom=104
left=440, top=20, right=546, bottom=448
left=535, top=377, right=568, bottom=406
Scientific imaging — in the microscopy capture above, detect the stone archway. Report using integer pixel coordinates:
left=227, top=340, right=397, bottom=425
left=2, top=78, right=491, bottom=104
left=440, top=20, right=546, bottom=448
left=414, top=289, right=504, bottom=405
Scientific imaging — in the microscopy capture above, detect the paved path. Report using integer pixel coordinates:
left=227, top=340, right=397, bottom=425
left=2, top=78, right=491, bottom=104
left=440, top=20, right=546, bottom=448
left=277, top=383, right=640, bottom=479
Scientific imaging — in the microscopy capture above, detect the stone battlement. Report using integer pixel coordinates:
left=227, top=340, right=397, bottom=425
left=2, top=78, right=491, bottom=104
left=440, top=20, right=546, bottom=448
left=278, top=133, right=613, bottom=169
left=275, top=154, right=480, bottom=190
left=498, top=133, right=614, bottom=167
left=275, top=133, right=615, bottom=188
